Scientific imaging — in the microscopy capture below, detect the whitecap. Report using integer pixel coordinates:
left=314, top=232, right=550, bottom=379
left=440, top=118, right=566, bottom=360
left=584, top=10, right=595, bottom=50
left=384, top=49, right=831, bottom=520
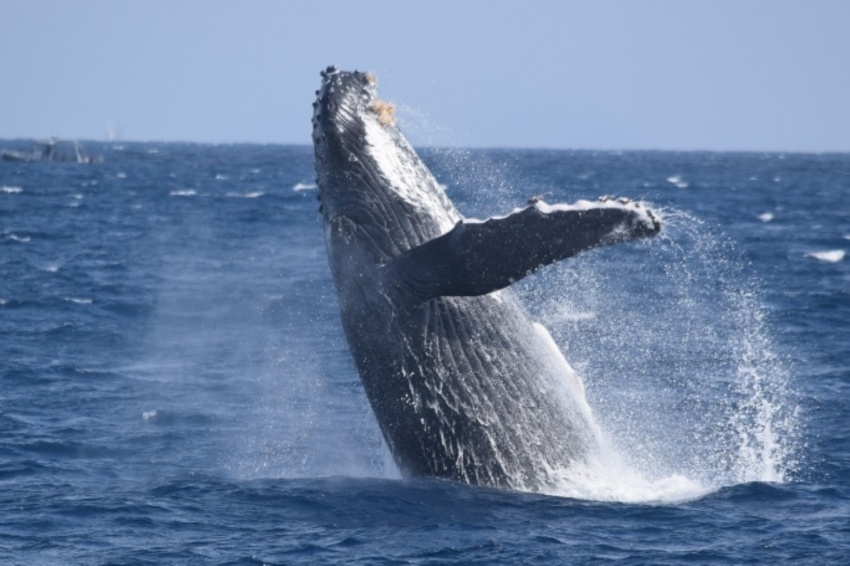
left=807, top=249, right=845, bottom=263
left=215, top=174, right=229, bottom=181
left=6, top=234, right=30, bottom=243
left=170, top=189, right=197, bottom=197
left=226, top=191, right=264, bottom=198
left=142, top=410, right=157, bottom=420
left=1, top=186, right=23, bottom=194
left=666, top=175, right=689, bottom=189
left=292, top=182, right=317, bottom=192
left=116, top=172, right=127, bottom=179
left=64, top=297, right=93, bottom=304
left=757, top=212, right=774, bottom=223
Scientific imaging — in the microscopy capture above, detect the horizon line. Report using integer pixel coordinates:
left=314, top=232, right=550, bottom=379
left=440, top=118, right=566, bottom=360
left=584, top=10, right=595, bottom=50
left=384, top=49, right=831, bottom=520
left=1, top=136, right=848, bottom=156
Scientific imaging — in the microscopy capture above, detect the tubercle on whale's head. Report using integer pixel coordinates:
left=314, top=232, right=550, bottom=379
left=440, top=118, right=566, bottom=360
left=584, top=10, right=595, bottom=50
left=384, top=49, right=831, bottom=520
left=312, top=66, right=396, bottom=217
left=312, top=66, right=377, bottom=131
left=311, top=66, right=396, bottom=157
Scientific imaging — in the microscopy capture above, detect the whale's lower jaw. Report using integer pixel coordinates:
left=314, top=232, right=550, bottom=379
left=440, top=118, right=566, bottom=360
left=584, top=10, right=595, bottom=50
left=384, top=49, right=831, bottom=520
left=311, top=68, right=662, bottom=489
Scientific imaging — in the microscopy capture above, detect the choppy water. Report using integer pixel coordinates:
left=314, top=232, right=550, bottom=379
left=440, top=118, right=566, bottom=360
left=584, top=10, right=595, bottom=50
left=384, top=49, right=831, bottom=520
left=1, top=141, right=848, bottom=563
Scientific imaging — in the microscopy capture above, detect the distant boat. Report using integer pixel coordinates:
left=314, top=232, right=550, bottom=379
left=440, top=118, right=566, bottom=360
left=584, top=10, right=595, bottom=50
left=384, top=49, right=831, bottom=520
left=1, top=138, right=97, bottom=163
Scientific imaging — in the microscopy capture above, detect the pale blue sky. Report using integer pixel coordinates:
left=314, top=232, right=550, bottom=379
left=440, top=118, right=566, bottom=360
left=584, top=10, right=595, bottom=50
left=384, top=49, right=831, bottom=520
left=2, top=1, right=848, bottom=151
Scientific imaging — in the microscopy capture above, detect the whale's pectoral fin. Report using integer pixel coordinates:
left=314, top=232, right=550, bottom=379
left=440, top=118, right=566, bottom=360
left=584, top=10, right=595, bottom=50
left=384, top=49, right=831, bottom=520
left=386, top=199, right=661, bottom=301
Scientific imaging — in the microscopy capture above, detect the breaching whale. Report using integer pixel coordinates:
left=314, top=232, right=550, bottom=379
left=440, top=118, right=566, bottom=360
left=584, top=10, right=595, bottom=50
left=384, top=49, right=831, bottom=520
left=311, top=66, right=661, bottom=490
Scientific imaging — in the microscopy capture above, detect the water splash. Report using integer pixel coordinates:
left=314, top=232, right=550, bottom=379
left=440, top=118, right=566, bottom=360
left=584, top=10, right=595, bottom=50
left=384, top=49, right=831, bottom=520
left=518, top=206, right=800, bottom=501
left=727, top=289, right=800, bottom=483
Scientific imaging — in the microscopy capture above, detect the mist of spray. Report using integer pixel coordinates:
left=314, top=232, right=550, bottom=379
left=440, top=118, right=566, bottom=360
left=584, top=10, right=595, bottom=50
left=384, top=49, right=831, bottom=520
left=516, top=207, right=800, bottom=501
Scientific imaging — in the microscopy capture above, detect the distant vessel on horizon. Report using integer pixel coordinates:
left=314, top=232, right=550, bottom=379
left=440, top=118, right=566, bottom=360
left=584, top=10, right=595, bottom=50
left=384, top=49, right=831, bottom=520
left=1, top=138, right=98, bottom=163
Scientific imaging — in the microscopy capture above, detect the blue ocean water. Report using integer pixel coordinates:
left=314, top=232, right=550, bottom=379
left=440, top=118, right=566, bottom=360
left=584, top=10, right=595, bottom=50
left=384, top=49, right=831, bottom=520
left=1, top=141, right=848, bottom=563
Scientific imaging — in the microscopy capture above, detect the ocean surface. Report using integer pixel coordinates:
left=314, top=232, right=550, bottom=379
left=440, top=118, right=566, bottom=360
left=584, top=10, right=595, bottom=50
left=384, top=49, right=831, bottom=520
left=1, top=140, right=848, bottom=564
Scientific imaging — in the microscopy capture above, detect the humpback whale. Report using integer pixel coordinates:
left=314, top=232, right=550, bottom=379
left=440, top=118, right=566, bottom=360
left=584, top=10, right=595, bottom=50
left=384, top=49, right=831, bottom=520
left=311, top=66, right=661, bottom=490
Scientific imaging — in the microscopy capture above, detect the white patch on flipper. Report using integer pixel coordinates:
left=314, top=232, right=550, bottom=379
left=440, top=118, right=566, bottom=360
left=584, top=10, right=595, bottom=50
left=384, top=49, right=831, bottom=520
left=465, top=199, right=659, bottom=232
left=542, top=200, right=660, bottom=231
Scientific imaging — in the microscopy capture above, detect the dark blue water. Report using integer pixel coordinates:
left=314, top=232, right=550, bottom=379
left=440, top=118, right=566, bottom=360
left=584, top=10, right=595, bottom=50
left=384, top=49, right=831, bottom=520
left=1, top=141, right=848, bottom=563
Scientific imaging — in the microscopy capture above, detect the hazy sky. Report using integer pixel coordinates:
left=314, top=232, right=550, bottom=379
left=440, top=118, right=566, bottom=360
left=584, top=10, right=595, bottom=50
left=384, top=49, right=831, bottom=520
left=2, top=1, right=848, bottom=151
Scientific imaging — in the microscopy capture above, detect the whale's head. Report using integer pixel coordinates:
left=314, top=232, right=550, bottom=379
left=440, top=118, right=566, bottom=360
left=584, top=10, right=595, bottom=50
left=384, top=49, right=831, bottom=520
left=312, top=67, right=459, bottom=261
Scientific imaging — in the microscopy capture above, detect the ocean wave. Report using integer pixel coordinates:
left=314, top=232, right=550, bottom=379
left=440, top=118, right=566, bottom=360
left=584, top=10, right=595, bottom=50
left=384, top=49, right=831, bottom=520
left=807, top=249, right=845, bottom=263
left=226, top=191, right=264, bottom=198
left=0, top=142, right=845, bottom=564
left=666, top=175, right=689, bottom=189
